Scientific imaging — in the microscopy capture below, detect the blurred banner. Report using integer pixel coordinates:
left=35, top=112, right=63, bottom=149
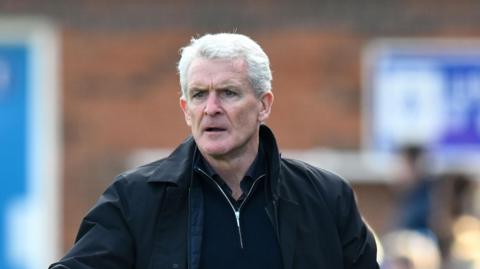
left=364, top=39, right=480, bottom=174
left=0, top=18, right=60, bottom=269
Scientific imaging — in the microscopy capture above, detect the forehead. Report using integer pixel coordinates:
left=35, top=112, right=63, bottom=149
left=186, top=57, right=248, bottom=88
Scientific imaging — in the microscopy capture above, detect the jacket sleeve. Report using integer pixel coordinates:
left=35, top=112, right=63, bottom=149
left=338, top=181, right=379, bottom=269
left=49, top=180, right=135, bottom=269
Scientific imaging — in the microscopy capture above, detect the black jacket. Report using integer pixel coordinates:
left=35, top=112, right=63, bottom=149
left=51, top=126, right=379, bottom=269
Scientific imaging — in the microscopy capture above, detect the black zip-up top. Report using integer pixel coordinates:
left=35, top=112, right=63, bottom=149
left=193, top=143, right=283, bottom=269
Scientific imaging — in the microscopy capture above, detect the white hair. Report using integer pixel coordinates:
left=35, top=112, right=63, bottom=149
left=177, top=33, right=272, bottom=98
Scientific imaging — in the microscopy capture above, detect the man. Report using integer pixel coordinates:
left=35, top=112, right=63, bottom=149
left=50, top=33, right=379, bottom=269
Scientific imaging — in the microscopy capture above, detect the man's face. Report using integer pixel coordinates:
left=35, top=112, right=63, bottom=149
left=180, top=57, right=273, bottom=160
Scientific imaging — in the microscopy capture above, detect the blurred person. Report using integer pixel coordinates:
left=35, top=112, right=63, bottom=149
left=381, top=229, right=441, bottom=269
left=440, top=175, right=480, bottom=269
left=450, top=214, right=480, bottom=269
left=389, top=145, right=443, bottom=268
left=392, top=145, right=437, bottom=235
left=431, top=172, right=474, bottom=261
left=49, top=33, right=379, bottom=269
left=391, top=147, right=480, bottom=268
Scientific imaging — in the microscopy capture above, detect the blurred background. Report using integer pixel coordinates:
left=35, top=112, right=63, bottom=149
left=0, top=1, right=479, bottom=268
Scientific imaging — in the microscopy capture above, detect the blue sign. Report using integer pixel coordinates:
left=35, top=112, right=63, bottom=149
left=366, top=42, right=480, bottom=159
left=440, top=63, right=480, bottom=147
left=0, top=45, right=28, bottom=269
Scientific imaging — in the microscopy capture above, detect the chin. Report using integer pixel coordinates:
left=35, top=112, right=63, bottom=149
left=202, top=146, right=231, bottom=157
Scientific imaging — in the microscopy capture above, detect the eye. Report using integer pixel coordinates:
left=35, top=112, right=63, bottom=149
left=221, top=88, right=238, bottom=98
left=191, top=90, right=207, bottom=100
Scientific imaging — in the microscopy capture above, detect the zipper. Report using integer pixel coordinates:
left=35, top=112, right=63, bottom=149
left=197, top=168, right=264, bottom=249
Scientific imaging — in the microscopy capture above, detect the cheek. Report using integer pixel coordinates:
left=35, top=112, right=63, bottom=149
left=234, top=104, right=259, bottom=128
left=187, top=107, right=201, bottom=125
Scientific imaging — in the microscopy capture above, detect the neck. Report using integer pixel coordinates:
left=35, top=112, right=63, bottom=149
left=201, top=141, right=259, bottom=199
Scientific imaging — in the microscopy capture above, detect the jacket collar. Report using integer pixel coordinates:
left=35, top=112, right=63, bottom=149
left=146, top=125, right=282, bottom=195
left=146, top=135, right=196, bottom=188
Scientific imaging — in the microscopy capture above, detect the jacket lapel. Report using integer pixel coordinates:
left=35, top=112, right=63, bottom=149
left=277, top=197, right=299, bottom=269
left=146, top=136, right=196, bottom=187
left=260, top=125, right=301, bottom=269
left=266, top=196, right=300, bottom=269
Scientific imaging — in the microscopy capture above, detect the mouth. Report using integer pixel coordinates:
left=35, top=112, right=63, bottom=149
left=204, top=127, right=227, bottom=133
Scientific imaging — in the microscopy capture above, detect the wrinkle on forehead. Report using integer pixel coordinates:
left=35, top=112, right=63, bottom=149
left=186, top=57, right=248, bottom=91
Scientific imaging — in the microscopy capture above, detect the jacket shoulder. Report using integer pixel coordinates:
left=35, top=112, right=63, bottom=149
left=278, top=158, right=378, bottom=268
left=97, top=158, right=173, bottom=220
left=116, top=158, right=168, bottom=184
left=280, top=157, right=352, bottom=193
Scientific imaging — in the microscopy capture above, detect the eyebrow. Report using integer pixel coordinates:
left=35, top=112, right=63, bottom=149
left=187, top=81, right=243, bottom=92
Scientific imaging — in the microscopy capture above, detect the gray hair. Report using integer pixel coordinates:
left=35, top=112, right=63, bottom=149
left=177, top=33, right=272, bottom=99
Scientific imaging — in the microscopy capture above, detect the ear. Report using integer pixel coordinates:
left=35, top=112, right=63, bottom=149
left=258, top=91, right=274, bottom=123
left=180, top=97, right=192, bottom=126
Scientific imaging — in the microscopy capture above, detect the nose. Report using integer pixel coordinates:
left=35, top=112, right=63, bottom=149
left=203, top=92, right=222, bottom=116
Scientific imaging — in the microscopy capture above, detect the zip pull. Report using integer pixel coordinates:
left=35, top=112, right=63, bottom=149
left=234, top=211, right=240, bottom=227
left=234, top=211, right=244, bottom=248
